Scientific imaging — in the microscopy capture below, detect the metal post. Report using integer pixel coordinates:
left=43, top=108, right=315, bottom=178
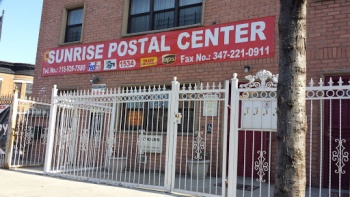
left=170, top=78, right=180, bottom=192
left=228, top=73, right=239, bottom=196
left=164, top=77, right=179, bottom=192
left=4, top=89, right=18, bottom=169
left=105, top=99, right=117, bottom=168
left=221, top=80, right=230, bottom=197
left=44, top=85, right=58, bottom=174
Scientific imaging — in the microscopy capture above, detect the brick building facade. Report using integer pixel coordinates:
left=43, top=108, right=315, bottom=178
left=33, top=0, right=350, bottom=97
left=0, top=61, right=34, bottom=98
left=33, top=0, right=350, bottom=193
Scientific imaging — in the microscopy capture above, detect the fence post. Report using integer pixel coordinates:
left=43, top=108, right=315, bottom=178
left=221, top=80, right=230, bottom=197
left=4, top=89, right=18, bottom=169
left=164, top=77, right=179, bottom=192
left=44, top=85, right=58, bottom=174
left=105, top=98, right=117, bottom=168
left=228, top=73, right=239, bottom=196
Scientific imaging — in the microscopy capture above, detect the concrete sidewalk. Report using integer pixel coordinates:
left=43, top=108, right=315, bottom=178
left=0, top=169, right=188, bottom=197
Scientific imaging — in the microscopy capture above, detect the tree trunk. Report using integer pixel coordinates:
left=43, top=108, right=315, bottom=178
left=275, top=0, right=307, bottom=196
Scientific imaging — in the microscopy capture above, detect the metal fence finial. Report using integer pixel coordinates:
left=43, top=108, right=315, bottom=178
left=233, top=73, right=238, bottom=79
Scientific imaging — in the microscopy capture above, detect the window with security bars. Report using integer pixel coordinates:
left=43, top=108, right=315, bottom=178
left=128, top=0, right=202, bottom=34
left=120, top=86, right=195, bottom=133
left=65, top=8, right=83, bottom=43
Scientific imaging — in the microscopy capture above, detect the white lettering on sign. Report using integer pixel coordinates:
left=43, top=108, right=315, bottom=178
left=138, top=135, right=163, bottom=153
left=177, top=22, right=266, bottom=50
left=47, top=21, right=267, bottom=64
left=42, top=16, right=274, bottom=76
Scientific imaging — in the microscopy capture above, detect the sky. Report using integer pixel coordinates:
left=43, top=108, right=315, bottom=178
left=0, top=0, right=43, bottom=64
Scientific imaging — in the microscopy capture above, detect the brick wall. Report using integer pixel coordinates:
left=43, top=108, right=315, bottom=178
left=33, top=1, right=350, bottom=99
left=0, top=73, right=15, bottom=96
left=0, top=73, right=33, bottom=98
left=33, top=0, right=350, bottom=186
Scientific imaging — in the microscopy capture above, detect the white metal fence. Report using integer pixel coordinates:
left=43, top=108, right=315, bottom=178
left=0, top=95, right=12, bottom=168
left=0, top=93, right=50, bottom=169
left=2, top=70, right=348, bottom=196
left=172, top=79, right=229, bottom=196
left=10, top=97, right=50, bottom=167
left=228, top=70, right=350, bottom=197
left=44, top=78, right=229, bottom=197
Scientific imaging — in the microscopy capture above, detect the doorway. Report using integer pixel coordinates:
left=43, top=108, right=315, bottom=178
left=323, top=75, right=350, bottom=189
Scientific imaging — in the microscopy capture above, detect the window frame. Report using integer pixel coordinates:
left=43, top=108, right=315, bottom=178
left=120, top=85, right=171, bottom=133
left=25, top=83, right=33, bottom=98
left=118, top=82, right=199, bottom=134
left=0, top=78, right=2, bottom=95
left=60, top=3, right=86, bottom=45
left=123, top=0, right=204, bottom=36
left=14, top=82, right=22, bottom=98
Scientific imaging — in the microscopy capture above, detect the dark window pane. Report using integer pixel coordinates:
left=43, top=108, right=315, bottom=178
left=15, top=83, right=22, bottom=97
left=145, top=109, right=168, bottom=132
left=129, top=15, right=150, bottom=33
left=128, top=0, right=202, bottom=33
left=179, top=6, right=201, bottom=26
left=65, top=25, right=82, bottom=42
left=25, top=83, right=33, bottom=98
left=180, top=0, right=202, bottom=6
left=130, top=0, right=150, bottom=14
left=67, top=9, right=83, bottom=25
left=154, top=11, right=175, bottom=30
left=154, top=0, right=175, bottom=11
left=65, top=8, right=83, bottom=43
left=179, top=108, right=194, bottom=133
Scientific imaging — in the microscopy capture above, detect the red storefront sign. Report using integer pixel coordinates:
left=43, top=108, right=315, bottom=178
left=42, top=16, right=274, bottom=76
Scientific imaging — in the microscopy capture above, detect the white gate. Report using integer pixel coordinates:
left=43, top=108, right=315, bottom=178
left=169, top=79, right=229, bottom=196
left=1, top=91, right=50, bottom=169
left=44, top=78, right=229, bottom=196
left=44, top=85, right=172, bottom=191
left=228, top=70, right=350, bottom=197
left=0, top=94, right=12, bottom=167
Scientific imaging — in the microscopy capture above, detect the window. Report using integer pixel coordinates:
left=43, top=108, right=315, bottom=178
left=64, top=7, right=83, bottom=43
left=120, top=85, right=196, bottom=133
left=128, top=0, right=202, bottom=34
left=25, top=83, right=33, bottom=98
left=15, top=82, right=22, bottom=98
left=121, top=86, right=170, bottom=132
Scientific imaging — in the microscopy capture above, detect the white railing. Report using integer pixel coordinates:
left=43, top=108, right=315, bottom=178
left=229, top=70, right=350, bottom=197
left=2, top=71, right=349, bottom=197
left=43, top=78, right=229, bottom=197
left=0, top=94, right=12, bottom=168
left=0, top=91, right=50, bottom=169
left=11, top=97, right=51, bottom=168
left=172, top=80, right=229, bottom=197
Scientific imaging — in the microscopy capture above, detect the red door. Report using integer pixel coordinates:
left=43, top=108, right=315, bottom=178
left=237, top=130, right=269, bottom=181
left=236, top=99, right=270, bottom=182
left=323, top=75, right=350, bottom=189
left=227, top=85, right=271, bottom=182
